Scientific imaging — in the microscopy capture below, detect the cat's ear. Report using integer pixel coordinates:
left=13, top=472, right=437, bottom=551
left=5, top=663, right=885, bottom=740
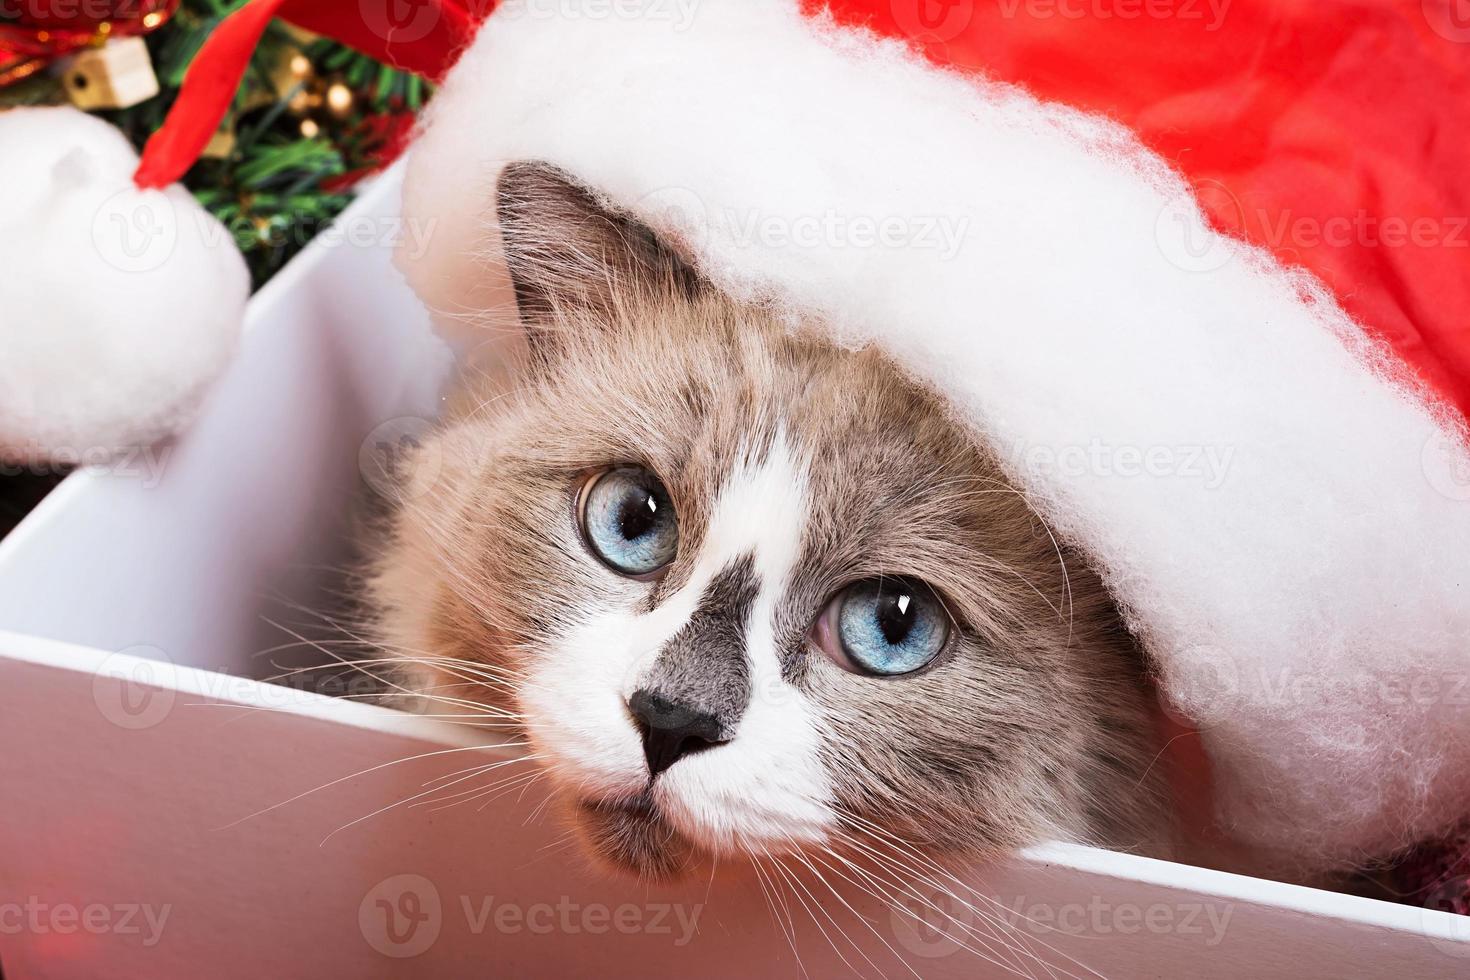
left=495, top=160, right=700, bottom=354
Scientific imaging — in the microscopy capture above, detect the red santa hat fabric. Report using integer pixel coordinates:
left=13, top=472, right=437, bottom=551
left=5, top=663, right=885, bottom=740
left=832, top=0, right=1470, bottom=422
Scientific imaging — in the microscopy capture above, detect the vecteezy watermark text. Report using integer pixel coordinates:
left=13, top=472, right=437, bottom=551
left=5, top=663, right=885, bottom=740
left=495, top=0, right=701, bottom=29
left=0, top=443, right=172, bottom=487
left=90, top=184, right=441, bottom=276
left=1011, top=439, right=1236, bottom=489
left=359, top=874, right=702, bottom=958
left=892, top=888, right=1234, bottom=958
left=725, top=208, right=972, bottom=260
left=459, top=895, right=701, bottom=943
left=995, top=0, right=1232, bottom=30
left=0, top=898, right=171, bottom=948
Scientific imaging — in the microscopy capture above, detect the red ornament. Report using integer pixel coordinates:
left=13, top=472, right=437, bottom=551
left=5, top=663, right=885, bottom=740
left=0, top=0, right=178, bottom=87
left=321, top=110, right=419, bottom=193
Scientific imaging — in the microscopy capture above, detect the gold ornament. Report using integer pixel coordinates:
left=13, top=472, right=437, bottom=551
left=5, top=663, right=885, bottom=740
left=269, top=45, right=316, bottom=105
left=63, top=36, right=159, bottom=111
left=202, top=128, right=237, bottom=160
left=287, top=87, right=319, bottom=114
left=324, top=82, right=353, bottom=119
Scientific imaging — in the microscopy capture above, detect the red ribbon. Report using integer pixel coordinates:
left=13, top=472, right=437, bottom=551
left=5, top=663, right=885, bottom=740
left=133, top=0, right=486, bottom=188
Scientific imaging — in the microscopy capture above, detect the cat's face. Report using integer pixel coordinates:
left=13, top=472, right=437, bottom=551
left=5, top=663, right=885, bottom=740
left=369, top=164, right=1169, bottom=879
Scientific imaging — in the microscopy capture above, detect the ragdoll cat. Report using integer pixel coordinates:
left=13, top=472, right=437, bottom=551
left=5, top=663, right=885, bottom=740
left=367, top=162, right=1175, bottom=880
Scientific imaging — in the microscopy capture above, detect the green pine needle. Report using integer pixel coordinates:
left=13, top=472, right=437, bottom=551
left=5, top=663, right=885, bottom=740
left=88, top=0, right=432, bottom=289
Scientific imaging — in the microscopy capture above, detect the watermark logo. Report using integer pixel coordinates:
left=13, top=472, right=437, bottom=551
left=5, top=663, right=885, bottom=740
left=1161, top=650, right=1470, bottom=723
left=459, top=896, right=702, bottom=943
left=1422, top=430, right=1470, bottom=502
left=359, top=0, right=443, bottom=45
left=1156, top=643, right=1239, bottom=727
left=360, top=874, right=443, bottom=958
left=1154, top=179, right=1242, bottom=273
left=94, top=654, right=407, bottom=728
left=1421, top=876, right=1470, bottom=958
left=92, top=646, right=177, bottom=730
left=1424, top=0, right=1470, bottom=43
left=359, top=876, right=702, bottom=954
left=239, top=214, right=439, bottom=260
left=91, top=189, right=178, bottom=274
left=359, top=416, right=441, bottom=500
left=890, top=0, right=977, bottom=44
left=1156, top=176, right=1468, bottom=273
left=893, top=887, right=1235, bottom=958
left=633, top=185, right=712, bottom=258
left=891, top=885, right=976, bottom=958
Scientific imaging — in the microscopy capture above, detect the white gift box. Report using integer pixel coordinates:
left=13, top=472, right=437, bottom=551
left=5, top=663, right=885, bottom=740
left=1, top=167, right=1466, bottom=979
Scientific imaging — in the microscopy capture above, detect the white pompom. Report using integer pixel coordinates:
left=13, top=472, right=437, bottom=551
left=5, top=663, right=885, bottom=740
left=0, top=106, right=248, bottom=464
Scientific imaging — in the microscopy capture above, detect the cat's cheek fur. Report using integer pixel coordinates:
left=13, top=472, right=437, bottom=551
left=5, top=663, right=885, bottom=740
left=518, top=611, right=656, bottom=804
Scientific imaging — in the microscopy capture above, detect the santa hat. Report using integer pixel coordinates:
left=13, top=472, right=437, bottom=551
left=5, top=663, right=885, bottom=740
left=401, top=0, right=1470, bottom=874
left=17, top=0, right=1470, bottom=873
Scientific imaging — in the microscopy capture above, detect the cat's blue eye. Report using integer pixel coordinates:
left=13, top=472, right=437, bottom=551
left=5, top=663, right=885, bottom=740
left=578, top=466, right=679, bottom=576
left=814, top=578, right=949, bottom=676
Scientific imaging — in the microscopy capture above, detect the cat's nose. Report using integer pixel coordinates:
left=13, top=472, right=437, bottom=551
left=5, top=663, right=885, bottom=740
left=627, top=688, right=727, bottom=778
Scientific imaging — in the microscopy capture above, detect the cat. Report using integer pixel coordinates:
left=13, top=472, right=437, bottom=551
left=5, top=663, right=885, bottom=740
left=366, top=161, right=1174, bottom=881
